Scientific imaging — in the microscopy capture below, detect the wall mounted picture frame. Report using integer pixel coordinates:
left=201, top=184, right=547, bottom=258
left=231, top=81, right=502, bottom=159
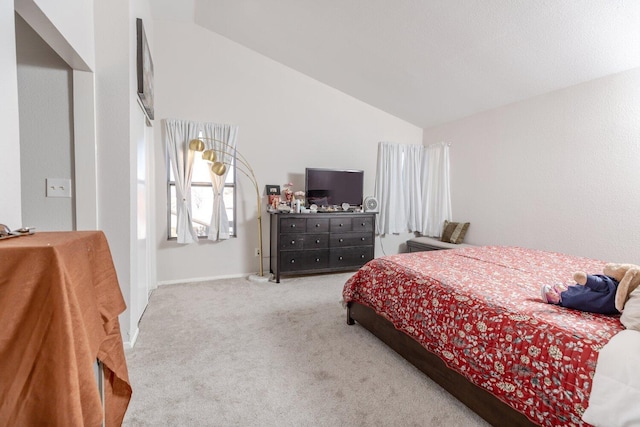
left=136, top=18, right=154, bottom=121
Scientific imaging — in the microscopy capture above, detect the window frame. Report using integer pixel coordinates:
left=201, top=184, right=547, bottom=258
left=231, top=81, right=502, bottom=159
left=166, top=149, right=237, bottom=240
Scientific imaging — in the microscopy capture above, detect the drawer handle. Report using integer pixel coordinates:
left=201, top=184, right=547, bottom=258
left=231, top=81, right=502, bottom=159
left=339, top=223, right=343, bottom=227
left=291, top=224, right=296, bottom=228
left=360, top=254, right=365, bottom=258
left=338, top=256, right=343, bottom=260
left=361, top=237, right=365, bottom=241
left=339, top=238, right=344, bottom=242
left=291, top=240, right=296, bottom=245
left=315, top=223, right=320, bottom=227
left=290, top=259, right=295, bottom=264
left=315, top=258, right=320, bottom=262
left=361, top=222, right=365, bottom=226
left=316, top=239, right=321, bottom=243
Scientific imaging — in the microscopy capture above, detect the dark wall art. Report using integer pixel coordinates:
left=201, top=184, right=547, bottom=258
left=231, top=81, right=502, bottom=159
left=136, top=18, right=154, bottom=120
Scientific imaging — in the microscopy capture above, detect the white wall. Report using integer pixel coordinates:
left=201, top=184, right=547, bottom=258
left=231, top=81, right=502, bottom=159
left=93, top=0, right=133, bottom=346
left=8, top=0, right=97, bottom=232
left=0, top=0, right=22, bottom=228
left=129, top=0, right=155, bottom=342
left=94, top=0, right=154, bottom=346
left=153, top=21, right=423, bottom=284
left=16, top=14, right=74, bottom=231
left=423, top=67, right=640, bottom=263
left=73, top=69, right=98, bottom=230
left=14, top=0, right=94, bottom=70
left=3, top=0, right=153, bottom=347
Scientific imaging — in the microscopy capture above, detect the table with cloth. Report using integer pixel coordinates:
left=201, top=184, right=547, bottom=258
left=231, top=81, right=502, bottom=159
left=0, top=231, right=131, bottom=426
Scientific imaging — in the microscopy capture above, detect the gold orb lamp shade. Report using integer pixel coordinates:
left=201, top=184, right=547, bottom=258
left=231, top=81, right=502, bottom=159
left=211, top=162, right=227, bottom=176
left=202, top=149, right=217, bottom=162
left=189, top=139, right=205, bottom=152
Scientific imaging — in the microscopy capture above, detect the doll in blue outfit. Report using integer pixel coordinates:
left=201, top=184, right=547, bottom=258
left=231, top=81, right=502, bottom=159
left=541, top=272, right=620, bottom=315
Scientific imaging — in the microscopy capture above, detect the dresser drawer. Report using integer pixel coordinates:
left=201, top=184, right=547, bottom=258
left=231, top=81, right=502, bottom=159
left=330, top=217, right=352, bottom=232
left=280, top=218, right=306, bottom=232
left=330, top=233, right=373, bottom=248
left=303, top=234, right=329, bottom=249
left=351, top=216, right=374, bottom=232
left=280, top=249, right=329, bottom=272
left=330, top=247, right=374, bottom=268
left=306, top=218, right=329, bottom=232
left=279, top=235, right=303, bottom=250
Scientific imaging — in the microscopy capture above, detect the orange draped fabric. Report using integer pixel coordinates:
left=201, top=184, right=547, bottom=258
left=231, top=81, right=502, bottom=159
left=0, top=231, right=132, bottom=426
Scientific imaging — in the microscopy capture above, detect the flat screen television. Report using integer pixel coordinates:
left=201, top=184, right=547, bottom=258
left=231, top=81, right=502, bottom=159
left=305, top=168, right=364, bottom=208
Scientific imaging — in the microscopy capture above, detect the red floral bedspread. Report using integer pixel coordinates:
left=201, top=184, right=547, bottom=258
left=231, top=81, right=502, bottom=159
left=342, top=246, right=624, bottom=427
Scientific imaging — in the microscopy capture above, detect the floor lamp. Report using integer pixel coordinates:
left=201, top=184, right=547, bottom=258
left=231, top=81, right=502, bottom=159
left=188, top=138, right=266, bottom=279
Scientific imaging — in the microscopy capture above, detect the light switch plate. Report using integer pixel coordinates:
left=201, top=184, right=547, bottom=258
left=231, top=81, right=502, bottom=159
left=46, top=178, right=72, bottom=198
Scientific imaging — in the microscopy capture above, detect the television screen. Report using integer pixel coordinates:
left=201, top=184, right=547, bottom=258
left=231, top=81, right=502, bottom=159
left=305, top=168, right=364, bottom=207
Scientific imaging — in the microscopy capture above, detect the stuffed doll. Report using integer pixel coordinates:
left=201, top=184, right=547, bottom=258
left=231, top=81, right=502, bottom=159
left=619, top=287, right=640, bottom=331
left=541, top=272, right=620, bottom=314
left=542, top=263, right=640, bottom=327
left=602, top=263, right=640, bottom=312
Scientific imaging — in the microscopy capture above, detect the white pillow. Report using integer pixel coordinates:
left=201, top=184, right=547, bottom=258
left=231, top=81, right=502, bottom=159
left=621, top=288, right=640, bottom=332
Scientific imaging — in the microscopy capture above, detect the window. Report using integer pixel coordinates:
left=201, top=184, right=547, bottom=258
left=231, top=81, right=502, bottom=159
left=168, top=147, right=236, bottom=239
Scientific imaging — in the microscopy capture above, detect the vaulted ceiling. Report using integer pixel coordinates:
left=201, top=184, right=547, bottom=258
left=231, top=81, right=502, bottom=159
left=150, top=0, right=640, bottom=128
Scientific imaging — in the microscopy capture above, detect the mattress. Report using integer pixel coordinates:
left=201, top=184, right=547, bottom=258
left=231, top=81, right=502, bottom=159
left=343, top=246, right=624, bottom=426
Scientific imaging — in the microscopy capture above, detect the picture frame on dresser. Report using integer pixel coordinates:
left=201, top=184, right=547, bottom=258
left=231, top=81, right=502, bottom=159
left=266, top=185, right=281, bottom=207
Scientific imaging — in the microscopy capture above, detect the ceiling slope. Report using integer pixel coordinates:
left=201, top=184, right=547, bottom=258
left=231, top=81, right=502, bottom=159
left=151, top=0, right=640, bottom=128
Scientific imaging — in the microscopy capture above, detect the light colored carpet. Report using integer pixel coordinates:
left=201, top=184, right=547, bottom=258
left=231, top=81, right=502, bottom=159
left=122, top=272, right=489, bottom=426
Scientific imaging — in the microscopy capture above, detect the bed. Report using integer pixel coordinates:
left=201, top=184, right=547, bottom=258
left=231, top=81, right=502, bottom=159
left=343, top=246, right=624, bottom=427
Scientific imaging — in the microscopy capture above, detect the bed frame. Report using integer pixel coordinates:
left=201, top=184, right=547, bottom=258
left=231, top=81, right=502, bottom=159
left=347, top=301, right=537, bottom=427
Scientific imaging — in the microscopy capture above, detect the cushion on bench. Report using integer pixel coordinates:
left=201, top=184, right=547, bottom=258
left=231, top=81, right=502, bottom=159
left=406, top=236, right=474, bottom=252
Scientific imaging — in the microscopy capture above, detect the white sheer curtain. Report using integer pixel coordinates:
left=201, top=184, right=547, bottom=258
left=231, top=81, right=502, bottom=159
left=404, top=144, right=425, bottom=232
left=202, top=123, right=238, bottom=241
left=375, top=141, right=451, bottom=236
left=421, top=142, right=452, bottom=237
left=375, top=142, right=407, bottom=234
left=164, top=119, right=200, bottom=244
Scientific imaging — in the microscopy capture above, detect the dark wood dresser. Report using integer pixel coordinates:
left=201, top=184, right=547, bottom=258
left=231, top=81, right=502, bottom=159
left=269, top=212, right=376, bottom=282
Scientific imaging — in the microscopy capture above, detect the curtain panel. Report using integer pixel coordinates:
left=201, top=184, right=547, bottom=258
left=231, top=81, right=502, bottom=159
left=164, top=119, right=200, bottom=244
left=421, top=142, right=452, bottom=237
left=375, top=142, right=407, bottom=235
left=202, top=123, right=238, bottom=241
left=374, top=141, right=451, bottom=237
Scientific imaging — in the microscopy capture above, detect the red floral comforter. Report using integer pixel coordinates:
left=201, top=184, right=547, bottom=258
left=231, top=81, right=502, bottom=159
left=343, top=246, right=624, bottom=427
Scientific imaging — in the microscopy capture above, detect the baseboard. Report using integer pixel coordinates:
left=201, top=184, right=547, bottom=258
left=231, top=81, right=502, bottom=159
left=156, top=272, right=262, bottom=286
left=124, top=326, right=140, bottom=350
